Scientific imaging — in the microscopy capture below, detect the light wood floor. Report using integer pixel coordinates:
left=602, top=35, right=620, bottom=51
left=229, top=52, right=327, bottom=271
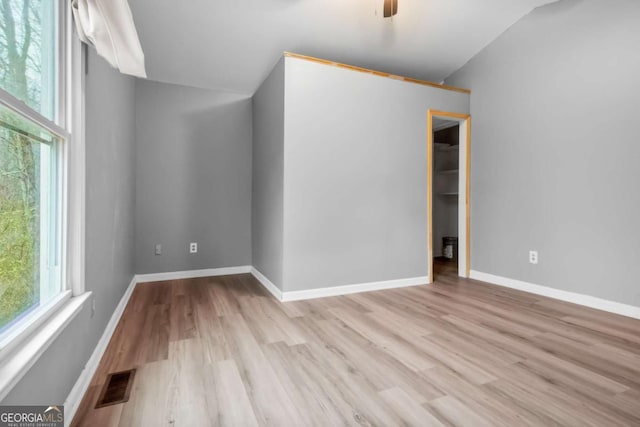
left=72, top=263, right=640, bottom=426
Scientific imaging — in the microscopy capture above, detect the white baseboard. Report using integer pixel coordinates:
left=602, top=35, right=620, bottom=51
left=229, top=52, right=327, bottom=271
left=250, top=269, right=429, bottom=302
left=136, top=265, right=252, bottom=283
left=250, top=268, right=283, bottom=301
left=63, top=276, right=137, bottom=426
left=470, top=270, right=640, bottom=320
left=281, top=276, right=429, bottom=302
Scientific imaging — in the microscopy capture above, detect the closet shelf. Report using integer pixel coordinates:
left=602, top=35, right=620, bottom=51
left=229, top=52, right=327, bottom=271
left=434, top=144, right=459, bottom=152
left=437, top=169, right=459, bottom=175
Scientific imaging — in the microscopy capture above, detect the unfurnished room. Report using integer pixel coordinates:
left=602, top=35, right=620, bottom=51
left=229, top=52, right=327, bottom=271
left=0, top=0, right=639, bottom=426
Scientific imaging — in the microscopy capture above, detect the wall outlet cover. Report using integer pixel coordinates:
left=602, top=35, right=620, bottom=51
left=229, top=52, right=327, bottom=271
left=190, top=242, right=198, bottom=253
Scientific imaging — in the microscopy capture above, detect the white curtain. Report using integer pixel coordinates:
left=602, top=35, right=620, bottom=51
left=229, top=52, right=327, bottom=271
left=71, top=0, right=147, bottom=78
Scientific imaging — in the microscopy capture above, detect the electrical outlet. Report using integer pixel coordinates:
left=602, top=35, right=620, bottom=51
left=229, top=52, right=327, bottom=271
left=529, top=250, right=538, bottom=264
left=190, top=242, right=198, bottom=253
left=155, top=244, right=162, bottom=255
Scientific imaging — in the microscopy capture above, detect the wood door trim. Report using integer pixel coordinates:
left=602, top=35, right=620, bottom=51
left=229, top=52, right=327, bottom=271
left=283, top=52, right=471, bottom=94
left=427, top=113, right=434, bottom=283
left=427, top=109, right=472, bottom=282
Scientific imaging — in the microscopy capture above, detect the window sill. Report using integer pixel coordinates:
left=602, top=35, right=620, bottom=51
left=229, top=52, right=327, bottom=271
left=0, top=292, right=92, bottom=402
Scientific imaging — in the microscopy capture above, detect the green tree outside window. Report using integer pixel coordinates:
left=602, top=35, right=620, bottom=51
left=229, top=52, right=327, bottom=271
left=0, top=0, right=57, bottom=331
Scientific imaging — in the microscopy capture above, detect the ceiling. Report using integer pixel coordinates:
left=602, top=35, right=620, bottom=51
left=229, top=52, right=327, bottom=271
left=129, top=0, right=558, bottom=95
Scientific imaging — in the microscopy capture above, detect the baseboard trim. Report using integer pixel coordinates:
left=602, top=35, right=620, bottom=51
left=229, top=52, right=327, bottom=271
left=136, top=265, right=252, bottom=283
left=250, top=269, right=428, bottom=302
left=281, top=276, right=429, bottom=302
left=470, top=270, right=640, bottom=320
left=250, top=268, right=283, bottom=301
left=63, top=276, right=137, bottom=426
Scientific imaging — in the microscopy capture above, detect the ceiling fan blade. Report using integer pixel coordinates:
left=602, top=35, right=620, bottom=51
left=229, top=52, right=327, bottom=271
left=383, top=0, right=398, bottom=18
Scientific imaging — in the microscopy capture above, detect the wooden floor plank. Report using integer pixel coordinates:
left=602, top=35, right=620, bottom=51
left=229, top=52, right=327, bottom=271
left=379, top=387, right=445, bottom=426
left=72, top=262, right=640, bottom=426
left=425, top=395, right=494, bottom=427
left=261, top=342, right=349, bottom=426
left=210, top=359, right=259, bottom=427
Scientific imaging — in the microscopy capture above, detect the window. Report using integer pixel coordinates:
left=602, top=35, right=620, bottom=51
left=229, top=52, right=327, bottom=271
left=0, top=1, right=76, bottom=348
left=0, top=0, right=58, bottom=120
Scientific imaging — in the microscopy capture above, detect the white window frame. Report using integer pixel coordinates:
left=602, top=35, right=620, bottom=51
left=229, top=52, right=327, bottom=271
left=0, top=0, right=88, bottom=401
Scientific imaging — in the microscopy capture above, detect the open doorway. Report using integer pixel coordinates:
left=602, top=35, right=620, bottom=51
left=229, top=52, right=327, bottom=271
left=433, top=119, right=460, bottom=277
left=427, top=110, right=471, bottom=283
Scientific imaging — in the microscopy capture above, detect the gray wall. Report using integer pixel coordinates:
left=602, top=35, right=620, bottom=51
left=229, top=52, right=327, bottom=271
left=446, top=0, right=640, bottom=305
left=252, top=58, right=285, bottom=288
left=282, top=57, right=469, bottom=291
left=135, top=80, right=252, bottom=274
left=2, top=51, right=136, bottom=403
